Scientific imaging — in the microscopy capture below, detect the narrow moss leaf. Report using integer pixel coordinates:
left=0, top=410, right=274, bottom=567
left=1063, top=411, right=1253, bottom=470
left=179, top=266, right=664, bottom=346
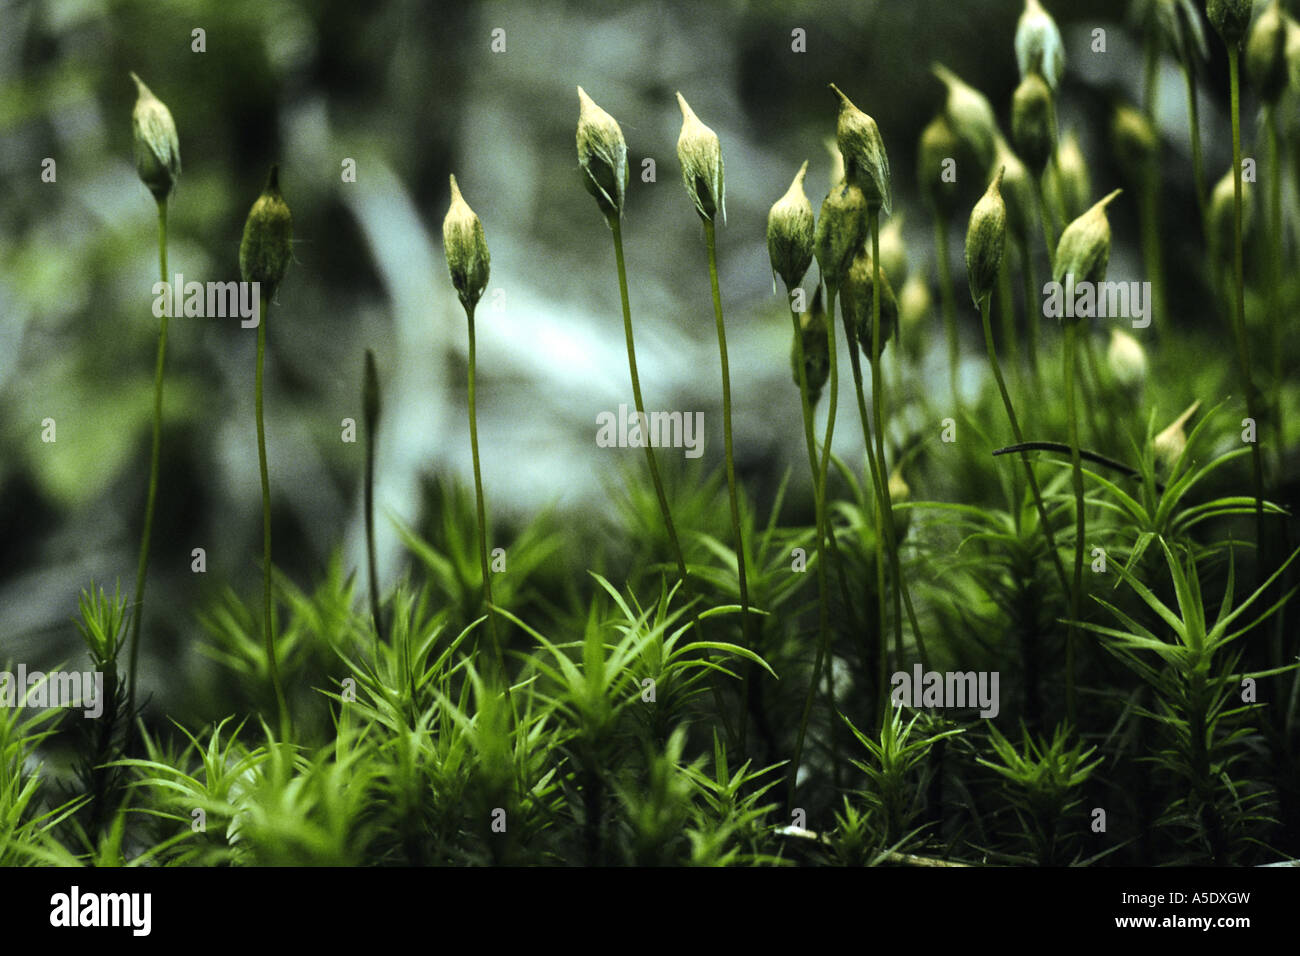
left=675, top=92, right=725, bottom=222
left=767, top=161, right=815, bottom=289
left=1053, top=188, right=1121, bottom=300
left=813, top=180, right=868, bottom=291
left=830, top=83, right=891, bottom=214
left=442, top=174, right=491, bottom=310
left=130, top=72, right=180, bottom=202
left=965, top=166, right=1007, bottom=307
left=576, top=86, right=628, bottom=223
left=239, top=165, right=293, bottom=298
left=1015, top=0, right=1065, bottom=89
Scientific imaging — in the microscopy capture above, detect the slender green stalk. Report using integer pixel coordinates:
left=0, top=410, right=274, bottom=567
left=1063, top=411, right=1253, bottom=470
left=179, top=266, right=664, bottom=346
left=979, top=295, right=1071, bottom=607
left=465, top=303, right=511, bottom=705
left=1139, top=161, right=1165, bottom=335
left=1226, top=46, right=1267, bottom=556
left=868, top=211, right=929, bottom=672
left=126, top=198, right=169, bottom=734
left=1267, top=107, right=1284, bottom=470
left=787, top=295, right=840, bottom=789
left=1062, top=322, right=1083, bottom=727
left=840, top=304, right=895, bottom=729
left=256, top=291, right=291, bottom=741
left=1184, top=63, right=1208, bottom=237
left=1267, top=107, right=1286, bottom=671
left=1021, top=240, right=1043, bottom=401
left=610, top=220, right=734, bottom=748
left=1034, top=177, right=1057, bottom=261
left=703, top=220, right=753, bottom=753
left=997, top=258, right=1018, bottom=388
left=791, top=285, right=840, bottom=805
left=934, top=215, right=960, bottom=407
left=364, top=404, right=382, bottom=653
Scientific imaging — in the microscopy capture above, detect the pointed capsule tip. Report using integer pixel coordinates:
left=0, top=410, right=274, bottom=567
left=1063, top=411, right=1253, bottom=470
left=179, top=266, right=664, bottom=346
left=449, top=173, right=462, bottom=199
left=266, top=164, right=281, bottom=192
left=1098, top=187, right=1122, bottom=209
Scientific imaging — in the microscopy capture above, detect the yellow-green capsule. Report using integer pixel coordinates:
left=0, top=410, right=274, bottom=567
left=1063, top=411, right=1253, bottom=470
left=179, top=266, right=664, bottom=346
left=813, top=180, right=868, bottom=291
left=442, top=174, right=491, bottom=311
left=1053, top=128, right=1092, bottom=221
left=933, top=64, right=998, bottom=173
left=1053, top=189, right=1122, bottom=297
left=993, top=138, right=1033, bottom=242
left=576, top=86, right=628, bottom=223
left=130, top=72, right=180, bottom=202
left=1015, top=0, right=1065, bottom=89
left=767, top=161, right=815, bottom=290
left=917, top=113, right=962, bottom=218
left=1207, top=0, right=1253, bottom=48
left=841, top=248, right=899, bottom=360
left=239, top=165, right=293, bottom=299
left=675, top=92, right=725, bottom=222
left=1153, top=400, right=1200, bottom=470
left=791, top=285, right=831, bottom=406
left=1011, top=72, right=1056, bottom=173
left=1111, top=103, right=1158, bottom=185
left=1208, top=166, right=1253, bottom=265
left=965, top=166, right=1007, bottom=308
left=1246, top=0, right=1289, bottom=103
left=1107, top=328, right=1147, bottom=392
left=830, top=83, right=891, bottom=214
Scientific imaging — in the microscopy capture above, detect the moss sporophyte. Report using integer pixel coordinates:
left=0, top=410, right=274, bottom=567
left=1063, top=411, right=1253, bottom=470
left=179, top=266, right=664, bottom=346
left=35, top=14, right=1300, bottom=869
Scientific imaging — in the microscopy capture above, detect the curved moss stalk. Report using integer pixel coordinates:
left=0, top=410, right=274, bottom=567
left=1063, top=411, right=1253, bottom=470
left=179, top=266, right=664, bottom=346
left=1267, top=108, right=1284, bottom=473
left=1226, top=46, right=1267, bottom=557
left=1062, top=321, right=1084, bottom=727
left=787, top=294, right=839, bottom=790
left=126, top=198, right=169, bottom=735
left=255, top=290, right=291, bottom=742
left=609, top=220, right=733, bottom=748
left=868, top=211, right=929, bottom=675
left=703, top=220, right=754, bottom=752
left=840, top=301, right=895, bottom=729
left=790, top=284, right=840, bottom=806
